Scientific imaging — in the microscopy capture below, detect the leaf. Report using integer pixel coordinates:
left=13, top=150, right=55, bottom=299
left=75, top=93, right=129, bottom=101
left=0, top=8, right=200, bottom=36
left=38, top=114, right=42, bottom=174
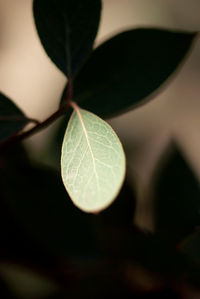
left=33, top=0, right=101, bottom=76
left=0, top=145, right=52, bottom=261
left=153, top=144, right=200, bottom=243
left=181, top=231, right=200, bottom=263
left=179, top=231, right=200, bottom=286
left=70, top=28, right=195, bottom=117
left=61, top=103, right=126, bottom=213
left=0, top=146, right=96, bottom=258
left=96, top=180, right=136, bottom=228
left=0, top=92, right=29, bottom=142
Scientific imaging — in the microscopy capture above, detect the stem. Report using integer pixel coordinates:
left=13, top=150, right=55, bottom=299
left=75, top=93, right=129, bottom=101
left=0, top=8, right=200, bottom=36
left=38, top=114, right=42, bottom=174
left=0, top=104, right=70, bottom=149
left=0, top=84, right=73, bottom=149
left=64, top=78, right=73, bottom=105
left=69, top=100, right=79, bottom=111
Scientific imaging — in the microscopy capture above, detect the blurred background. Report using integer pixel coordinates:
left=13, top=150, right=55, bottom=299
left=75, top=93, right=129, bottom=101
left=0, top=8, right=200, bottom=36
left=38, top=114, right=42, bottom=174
left=0, top=0, right=200, bottom=298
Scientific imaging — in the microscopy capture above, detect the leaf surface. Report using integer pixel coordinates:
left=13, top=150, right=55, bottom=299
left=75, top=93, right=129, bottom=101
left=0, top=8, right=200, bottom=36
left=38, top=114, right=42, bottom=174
left=61, top=105, right=126, bottom=213
left=71, top=28, right=195, bottom=117
left=153, top=144, right=200, bottom=243
left=0, top=92, right=29, bottom=142
left=33, top=0, right=101, bottom=76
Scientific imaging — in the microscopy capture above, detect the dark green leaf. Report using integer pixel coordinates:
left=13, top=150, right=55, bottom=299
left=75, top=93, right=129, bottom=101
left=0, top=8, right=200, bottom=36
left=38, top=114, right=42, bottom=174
left=0, top=146, right=58, bottom=264
left=179, top=231, right=200, bottom=286
left=96, top=224, right=186, bottom=278
left=33, top=0, right=101, bottom=76
left=96, top=180, right=135, bottom=228
left=0, top=92, right=29, bottom=142
left=71, top=28, right=195, bottom=117
left=153, top=144, right=200, bottom=243
left=181, top=230, right=200, bottom=264
left=0, top=156, right=97, bottom=258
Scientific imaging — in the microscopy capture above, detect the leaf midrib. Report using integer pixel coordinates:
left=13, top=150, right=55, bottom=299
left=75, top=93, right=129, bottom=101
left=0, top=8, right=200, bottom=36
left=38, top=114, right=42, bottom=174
left=74, top=107, right=100, bottom=192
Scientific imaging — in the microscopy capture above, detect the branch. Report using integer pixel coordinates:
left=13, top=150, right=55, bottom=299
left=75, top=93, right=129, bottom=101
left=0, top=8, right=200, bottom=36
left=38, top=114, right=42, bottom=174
left=0, top=82, right=73, bottom=149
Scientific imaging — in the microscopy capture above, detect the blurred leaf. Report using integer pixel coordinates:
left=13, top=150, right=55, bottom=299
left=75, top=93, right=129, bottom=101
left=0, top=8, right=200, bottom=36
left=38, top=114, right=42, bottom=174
left=181, top=230, right=200, bottom=264
left=0, top=149, right=97, bottom=258
left=0, top=92, right=29, bottom=142
left=70, top=28, right=195, bottom=118
left=96, top=180, right=135, bottom=228
left=0, top=146, right=190, bottom=288
left=153, top=145, right=200, bottom=243
left=61, top=106, right=126, bottom=213
left=180, top=230, right=200, bottom=286
left=33, top=0, right=101, bottom=76
left=94, top=223, right=186, bottom=280
left=0, top=276, right=16, bottom=299
left=0, top=146, right=60, bottom=266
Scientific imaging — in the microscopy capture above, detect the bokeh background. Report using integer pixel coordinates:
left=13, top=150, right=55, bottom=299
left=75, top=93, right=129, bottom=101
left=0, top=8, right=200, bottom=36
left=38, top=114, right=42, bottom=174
left=1, top=0, right=200, bottom=297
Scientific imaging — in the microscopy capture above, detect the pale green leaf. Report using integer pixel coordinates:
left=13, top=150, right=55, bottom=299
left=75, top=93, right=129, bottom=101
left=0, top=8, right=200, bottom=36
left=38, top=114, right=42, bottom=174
left=61, top=104, right=126, bottom=213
